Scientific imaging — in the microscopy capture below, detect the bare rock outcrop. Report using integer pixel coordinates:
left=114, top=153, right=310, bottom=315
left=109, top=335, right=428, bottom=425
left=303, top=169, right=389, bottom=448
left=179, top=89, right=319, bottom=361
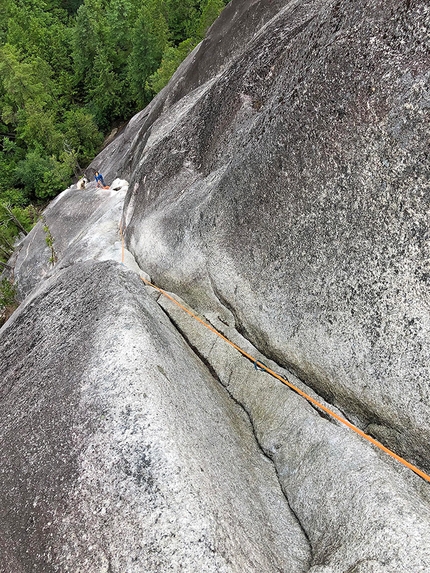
left=0, top=261, right=310, bottom=572
left=97, top=0, right=430, bottom=473
left=11, top=179, right=131, bottom=298
left=157, top=290, right=430, bottom=572
left=1, top=0, right=430, bottom=571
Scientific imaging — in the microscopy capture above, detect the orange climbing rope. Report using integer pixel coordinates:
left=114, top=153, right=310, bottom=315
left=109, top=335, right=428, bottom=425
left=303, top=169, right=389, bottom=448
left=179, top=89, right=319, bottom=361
left=119, top=224, right=430, bottom=483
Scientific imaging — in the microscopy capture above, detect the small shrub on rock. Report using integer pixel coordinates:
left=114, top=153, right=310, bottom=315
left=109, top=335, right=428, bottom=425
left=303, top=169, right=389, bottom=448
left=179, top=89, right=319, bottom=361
left=0, top=277, right=18, bottom=326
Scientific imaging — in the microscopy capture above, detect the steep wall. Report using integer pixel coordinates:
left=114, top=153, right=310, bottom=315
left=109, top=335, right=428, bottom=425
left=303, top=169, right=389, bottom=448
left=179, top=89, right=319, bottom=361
left=96, top=0, right=430, bottom=473
left=1, top=0, right=430, bottom=571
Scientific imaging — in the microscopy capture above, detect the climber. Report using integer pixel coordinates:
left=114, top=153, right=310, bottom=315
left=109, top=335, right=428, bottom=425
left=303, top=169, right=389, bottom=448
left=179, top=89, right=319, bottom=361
left=94, top=170, right=107, bottom=188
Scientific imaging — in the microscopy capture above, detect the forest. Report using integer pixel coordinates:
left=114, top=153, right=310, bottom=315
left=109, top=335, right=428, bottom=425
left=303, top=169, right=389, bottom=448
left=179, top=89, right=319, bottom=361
left=0, top=0, right=227, bottom=271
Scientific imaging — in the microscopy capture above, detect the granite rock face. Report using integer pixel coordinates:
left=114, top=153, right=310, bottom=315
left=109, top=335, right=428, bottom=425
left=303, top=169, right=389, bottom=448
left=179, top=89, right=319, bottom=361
left=1, top=0, right=430, bottom=571
left=96, top=0, right=430, bottom=473
left=0, top=261, right=310, bottom=572
left=11, top=178, right=132, bottom=299
left=158, top=290, right=430, bottom=573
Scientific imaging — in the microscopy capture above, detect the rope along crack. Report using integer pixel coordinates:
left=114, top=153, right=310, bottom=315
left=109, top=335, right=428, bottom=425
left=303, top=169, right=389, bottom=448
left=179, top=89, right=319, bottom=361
left=119, top=224, right=430, bottom=483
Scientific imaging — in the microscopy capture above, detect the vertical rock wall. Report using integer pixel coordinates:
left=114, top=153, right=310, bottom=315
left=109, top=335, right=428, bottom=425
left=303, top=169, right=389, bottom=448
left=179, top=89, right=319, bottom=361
left=95, top=0, right=430, bottom=473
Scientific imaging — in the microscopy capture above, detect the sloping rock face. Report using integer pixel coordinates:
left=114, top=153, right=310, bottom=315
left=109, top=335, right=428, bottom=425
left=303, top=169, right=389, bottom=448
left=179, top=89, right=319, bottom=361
left=0, top=261, right=310, bottom=572
left=96, top=0, right=430, bottom=473
left=11, top=178, right=132, bottom=298
left=2, top=0, right=430, bottom=571
left=158, top=290, right=430, bottom=573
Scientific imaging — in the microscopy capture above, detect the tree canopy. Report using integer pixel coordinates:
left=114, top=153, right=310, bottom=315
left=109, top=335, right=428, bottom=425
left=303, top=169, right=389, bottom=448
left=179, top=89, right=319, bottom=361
left=0, top=0, right=228, bottom=270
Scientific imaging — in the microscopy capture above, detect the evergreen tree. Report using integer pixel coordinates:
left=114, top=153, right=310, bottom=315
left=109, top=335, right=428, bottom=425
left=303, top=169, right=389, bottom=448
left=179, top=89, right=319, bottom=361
left=61, top=0, right=85, bottom=14
left=128, top=1, right=169, bottom=107
left=72, top=2, right=99, bottom=96
left=146, top=38, right=196, bottom=95
left=164, top=0, right=200, bottom=44
left=197, top=0, right=225, bottom=39
left=0, top=0, right=228, bottom=258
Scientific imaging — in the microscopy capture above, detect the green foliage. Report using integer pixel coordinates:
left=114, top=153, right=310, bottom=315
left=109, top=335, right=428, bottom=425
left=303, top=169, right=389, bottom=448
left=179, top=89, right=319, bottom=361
left=147, top=0, right=226, bottom=96
left=0, top=188, right=27, bottom=207
left=72, top=2, right=98, bottom=89
left=0, top=197, right=39, bottom=267
left=61, top=0, right=85, bottom=14
left=43, top=222, right=57, bottom=265
left=0, top=201, right=35, bottom=234
left=15, top=151, right=72, bottom=199
left=63, top=108, right=104, bottom=164
left=164, top=0, right=199, bottom=44
left=147, top=38, right=198, bottom=95
left=128, top=2, right=169, bottom=107
left=0, top=276, right=18, bottom=327
left=0, top=138, right=23, bottom=197
left=73, top=0, right=140, bottom=127
left=0, top=0, right=227, bottom=216
left=0, top=37, right=100, bottom=201
left=0, top=277, right=16, bottom=308
left=197, top=0, right=225, bottom=39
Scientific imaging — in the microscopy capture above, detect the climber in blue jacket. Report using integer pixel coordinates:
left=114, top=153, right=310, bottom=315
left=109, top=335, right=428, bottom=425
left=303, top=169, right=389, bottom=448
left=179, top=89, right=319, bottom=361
left=94, top=171, right=106, bottom=188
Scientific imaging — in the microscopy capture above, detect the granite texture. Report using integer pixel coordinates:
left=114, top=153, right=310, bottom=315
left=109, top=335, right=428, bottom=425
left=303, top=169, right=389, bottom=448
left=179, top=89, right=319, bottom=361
left=0, top=261, right=310, bottom=572
left=97, top=0, right=430, bottom=472
left=2, top=0, right=430, bottom=570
